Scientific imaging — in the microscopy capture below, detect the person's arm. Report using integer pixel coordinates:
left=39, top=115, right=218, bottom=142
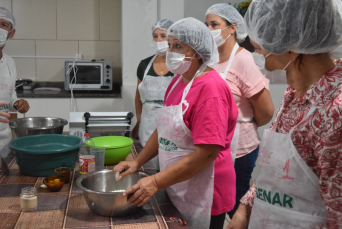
left=227, top=183, right=256, bottom=228
left=125, top=143, right=221, bottom=207
left=132, top=78, right=142, bottom=139
left=249, top=88, right=274, bottom=127
left=113, top=128, right=159, bottom=179
left=316, top=127, right=342, bottom=228
left=226, top=203, right=252, bottom=229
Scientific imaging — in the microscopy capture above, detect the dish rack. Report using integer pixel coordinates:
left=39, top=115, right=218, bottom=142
left=69, top=112, right=134, bottom=138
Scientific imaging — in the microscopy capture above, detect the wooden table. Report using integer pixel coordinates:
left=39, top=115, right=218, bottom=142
left=0, top=144, right=188, bottom=229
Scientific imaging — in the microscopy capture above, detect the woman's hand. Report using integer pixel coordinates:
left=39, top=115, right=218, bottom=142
left=132, top=121, right=140, bottom=139
left=124, top=175, right=159, bottom=207
left=14, top=99, right=30, bottom=113
left=113, top=160, right=140, bottom=181
left=226, top=203, right=251, bottom=229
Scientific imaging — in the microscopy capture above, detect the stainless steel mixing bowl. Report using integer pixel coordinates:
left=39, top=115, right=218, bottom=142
left=77, top=169, right=148, bottom=217
left=9, top=117, right=68, bottom=138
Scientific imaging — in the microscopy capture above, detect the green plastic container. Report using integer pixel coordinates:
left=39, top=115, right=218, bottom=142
left=9, top=134, right=81, bottom=177
left=91, top=136, right=133, bottom=165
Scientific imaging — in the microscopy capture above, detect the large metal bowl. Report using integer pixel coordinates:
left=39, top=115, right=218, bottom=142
left=9, top=117, right=68, bottom=138
left=77, top=169, right=148, bottom=217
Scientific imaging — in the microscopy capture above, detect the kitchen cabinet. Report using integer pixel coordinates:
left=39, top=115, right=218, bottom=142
left=17, top=98, right=124, bottom=131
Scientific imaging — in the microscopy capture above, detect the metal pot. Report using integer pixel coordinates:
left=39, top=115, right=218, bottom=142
left=9, top=117, right=68, bottom=138
left=76, top=170, right=148, bottom=217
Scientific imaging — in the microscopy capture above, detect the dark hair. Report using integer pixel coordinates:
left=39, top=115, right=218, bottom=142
left=224, top=19, right=238, bottom=42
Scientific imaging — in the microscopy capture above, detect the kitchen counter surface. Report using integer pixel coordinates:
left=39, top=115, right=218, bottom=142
left=16, top=82, right=122, bottom=99
left=0, top=144, right=188, bottom=229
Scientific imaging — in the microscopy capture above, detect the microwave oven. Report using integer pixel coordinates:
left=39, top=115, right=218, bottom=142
left=64, top=60, right=113, bottom=91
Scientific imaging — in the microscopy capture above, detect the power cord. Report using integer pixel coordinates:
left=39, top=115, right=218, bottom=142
left=66, top=57, right=80, bottom=112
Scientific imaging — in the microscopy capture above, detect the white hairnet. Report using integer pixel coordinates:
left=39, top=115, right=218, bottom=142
left=152, top=19, right=173, bottom=32
left=167, top=17, right=219, bottom=66
left=206, top=3, right=247, bottom=43
left=0, top=7, right=15, bottom=30
left=245, top=0, right=342, bottom=55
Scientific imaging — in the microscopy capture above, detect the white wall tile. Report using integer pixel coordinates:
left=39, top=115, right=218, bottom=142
left=12, top=0, right=57, bottom=40
left=4, top=40, right=35, bottom=56
left=3, top=40, right=36, bottom=81
left=79, top=41, right=120, bottom=66
left=12, top=58, right=36, bottom=81
left=0, top=0, right=12, bottom=13
left=79, top=40, right=121, bottom=83
left=36, top=40, right=78, bottom=56
left=100, top=0, right=121, bottom=41
left=36, top=59, right=65, bottom=81
left=57, top=0, right=100, bottom=40
left=36, top=40, right=78, bottom=81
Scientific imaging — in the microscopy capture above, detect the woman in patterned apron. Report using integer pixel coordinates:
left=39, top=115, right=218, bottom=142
left=114, top=17, right=238, bottom=229
left=227, top=0, right=342, bottom=228
left=205, top=3, right=274, bottom=220
left=131, top=19, right=174, bottom=170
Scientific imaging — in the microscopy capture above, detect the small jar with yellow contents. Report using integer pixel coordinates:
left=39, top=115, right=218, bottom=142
left=43, top=175, right=65, bottom=192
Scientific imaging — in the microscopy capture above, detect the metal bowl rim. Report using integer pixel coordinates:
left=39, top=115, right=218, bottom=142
left=76, top=169, right=150, bottom=195
left=9, top=117, right=68, bottom=130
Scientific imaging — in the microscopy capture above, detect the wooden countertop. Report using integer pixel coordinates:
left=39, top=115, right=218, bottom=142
left=0, top=144, right=188, bottom=229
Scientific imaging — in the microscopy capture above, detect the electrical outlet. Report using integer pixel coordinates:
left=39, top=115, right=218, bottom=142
left=76, top=54, right=82, bottom=59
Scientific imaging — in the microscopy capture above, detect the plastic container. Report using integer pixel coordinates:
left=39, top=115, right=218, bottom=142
left=91, top=136, right=133, bottom=165
left=9, top=134, right=81, bottom=177
left=79, top=133, right=95, bottom=174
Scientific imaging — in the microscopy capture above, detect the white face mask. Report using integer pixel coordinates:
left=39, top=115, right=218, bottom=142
left=264, top=52, right=291, bottom=84
left=210, top=26, right=232, bottom=47
left=151, top=41, right=168, bottom=56
left=165, top=51, right=196, bottom=75
left=0, top=28, right=10, bottom=48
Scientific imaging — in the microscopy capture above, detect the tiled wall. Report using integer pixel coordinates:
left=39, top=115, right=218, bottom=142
left=0, top=0, right=122, bottom=83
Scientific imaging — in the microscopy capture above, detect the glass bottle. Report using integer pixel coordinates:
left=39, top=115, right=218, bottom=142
left=20, top=187, right=37, bottom=212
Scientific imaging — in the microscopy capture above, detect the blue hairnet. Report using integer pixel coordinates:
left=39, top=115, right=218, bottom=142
left=245, top=0, right=342, bottom=54
left=167, top=17, right=219, bottom=66
left=0, top=7, right=15, bottom=30
left=152, top=19, right=173, bottom=32
left=206, top=3, right=247, bottom=43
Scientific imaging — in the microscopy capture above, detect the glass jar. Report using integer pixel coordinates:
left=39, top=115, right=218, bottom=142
left=20, top=187, right=37, bottom=212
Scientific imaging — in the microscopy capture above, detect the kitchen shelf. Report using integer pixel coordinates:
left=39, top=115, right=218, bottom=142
left=16, top=82, right=122, bottom=98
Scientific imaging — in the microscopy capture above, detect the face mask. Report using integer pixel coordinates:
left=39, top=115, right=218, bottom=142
left=165, top=51, right=196, bottom=75
left=0, top=28, right=10, bottom=48
left=264, top=52, right=291, bottom=84
left=210, top=26, right=232, bottom=47
left=151, top=41, right=168, bottom=56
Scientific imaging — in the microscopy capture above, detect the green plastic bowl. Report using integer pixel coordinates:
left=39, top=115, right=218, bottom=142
left=9, top=134, right=81, bottom=177
left=91, top=136, right=133, bottom=165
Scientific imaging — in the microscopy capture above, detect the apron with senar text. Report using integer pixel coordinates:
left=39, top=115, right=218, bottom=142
left=138, top=54, right=173, bottom=169
left=0, top=56, right=15, bottom=157
left=157, top=65, right=214, bottom=229
left=248, top=104, right=327, bottom=229
left=218, top=43, right=253, bottom=163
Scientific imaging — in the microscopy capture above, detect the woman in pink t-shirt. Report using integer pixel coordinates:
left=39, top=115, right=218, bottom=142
left=114, top=17, right=238, bottom=229
left=205, top=3, right=274, bottom=220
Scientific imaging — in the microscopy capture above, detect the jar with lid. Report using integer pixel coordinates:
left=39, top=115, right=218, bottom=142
left=20, top=187, right=37, bottom=212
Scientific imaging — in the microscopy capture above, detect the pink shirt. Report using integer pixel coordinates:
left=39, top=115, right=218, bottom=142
left=212, top=49, right=269, bottom=158
left=164, top=70, right=238, bottom=215
left=241, top=63, right=342, bottom=228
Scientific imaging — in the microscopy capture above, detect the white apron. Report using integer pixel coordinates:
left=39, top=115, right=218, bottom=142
left=157, top=65, right=214, bottom=229
left=219, top=43, right=253, bottom=163
left=138, top=54, right=173, bottom=169
left=249, top=105, right=327, bottom=229
left=0, top=57, right=15, bottom=157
